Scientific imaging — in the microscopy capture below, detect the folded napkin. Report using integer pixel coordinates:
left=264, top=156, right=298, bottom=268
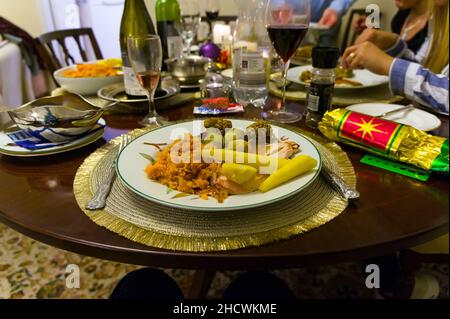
left=7, top=123, right=105, bottom=151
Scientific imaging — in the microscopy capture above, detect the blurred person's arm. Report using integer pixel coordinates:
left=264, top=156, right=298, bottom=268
left=343, top=41, right=449, bottom=113
left=385, top=35, right=431, bottom=63
left=390, top=59, right=449, bottom=114
left=318, top=0, right=356, bottom=28
left=355, top=29, right=399, bottom=50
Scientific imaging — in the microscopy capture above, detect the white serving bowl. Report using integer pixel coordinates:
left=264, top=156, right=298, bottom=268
left=54, top=64, right=123, bottom=96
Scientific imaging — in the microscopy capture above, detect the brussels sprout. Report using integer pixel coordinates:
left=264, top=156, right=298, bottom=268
left=204, top=118, right=232, bottom=135
left=246, top=121, right=273, bottom=143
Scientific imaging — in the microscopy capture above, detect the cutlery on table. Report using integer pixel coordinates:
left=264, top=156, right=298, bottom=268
left=377, top=105, right=414, bottom=119
left=321, top=163, right=360, bottom=201
left=86, top=134, right=132, bottom=210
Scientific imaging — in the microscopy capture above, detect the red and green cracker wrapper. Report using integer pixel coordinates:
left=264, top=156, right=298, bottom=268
left=319, top=109, right=449, bottom=175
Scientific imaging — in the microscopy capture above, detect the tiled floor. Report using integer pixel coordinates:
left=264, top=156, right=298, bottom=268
left=0, top=223, right=448, bottom=299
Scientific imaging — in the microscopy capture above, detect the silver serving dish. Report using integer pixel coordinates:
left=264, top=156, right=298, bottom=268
left=97, top=76, right=181, bottom=103
left=166, top=56, right=210, bottom=85
left=7, top=93, right=105, bottom=142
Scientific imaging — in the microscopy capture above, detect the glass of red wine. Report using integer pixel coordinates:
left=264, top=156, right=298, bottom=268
left=127, top=35, right=167, bottom=127
left=265, top=0, right=311, bottom=123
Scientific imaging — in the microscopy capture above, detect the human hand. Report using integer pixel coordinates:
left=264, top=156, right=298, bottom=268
left=318, top=8, right=339, bottom=28
left=342, top=41, right=394, bottom=75
left=355, top=29, right=399, bottom=50
left=353, top=15, right=367, bottom=34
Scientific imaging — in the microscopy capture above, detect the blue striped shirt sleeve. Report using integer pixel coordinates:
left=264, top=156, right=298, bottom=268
left=329, top=0, right=356, bottom=17
left=385, top=36, right=430, bottom=63
left=390, top=58, right=449, bottom=114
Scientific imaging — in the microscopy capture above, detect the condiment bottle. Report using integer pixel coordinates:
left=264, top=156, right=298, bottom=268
left=305, top=47, right=340, bottom=129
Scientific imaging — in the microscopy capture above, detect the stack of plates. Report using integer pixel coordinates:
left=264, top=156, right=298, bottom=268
left=0, top=119, right=106, bottom=157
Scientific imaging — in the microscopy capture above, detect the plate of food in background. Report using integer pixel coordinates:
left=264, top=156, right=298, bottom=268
left=54, top=59, right=123, bottom=95
left=291, top=45, right=313, bottom=65
left=287, top=65, right=389, bottom=90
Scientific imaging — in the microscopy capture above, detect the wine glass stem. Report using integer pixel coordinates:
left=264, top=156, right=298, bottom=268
left=187, top=39, right=192, bottom=56
left=147, top=90, right=158, bottom=118
left=280, top=59, right=290, bottom=112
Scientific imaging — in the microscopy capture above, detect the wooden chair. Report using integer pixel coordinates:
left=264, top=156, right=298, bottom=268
left=394, top=235, right=449, bottom=298
left=340, top=9, right=384, bottom=50
left=35, top=28, right=103, bottom=84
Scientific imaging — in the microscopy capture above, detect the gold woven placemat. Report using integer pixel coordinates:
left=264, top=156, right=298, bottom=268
left=268, top=82, right=405, bottom=107
left=73, top=124, right=356, bottom=252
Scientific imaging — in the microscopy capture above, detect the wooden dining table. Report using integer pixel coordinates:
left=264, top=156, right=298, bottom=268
left=0, top=96, right=448, bottom=298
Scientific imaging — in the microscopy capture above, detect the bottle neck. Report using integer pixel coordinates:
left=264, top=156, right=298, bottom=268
left=156, top=0, right=181, bottom=22
left=124, top=0, right=147, bottom=12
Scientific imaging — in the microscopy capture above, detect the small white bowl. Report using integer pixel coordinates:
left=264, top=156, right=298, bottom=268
left=54, top=64, right=123, bottom=96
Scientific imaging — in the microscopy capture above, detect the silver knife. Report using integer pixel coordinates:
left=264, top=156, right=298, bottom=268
left=321, top=163, right=360, bottom=200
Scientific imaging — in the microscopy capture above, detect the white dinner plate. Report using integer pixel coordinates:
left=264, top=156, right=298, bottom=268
left=287, top=65, right=389, bottom=90
left=346, top=103, right=442, bottom=132
left=116, top=119, right=322, bottom=212
left=0, top=119, right=106, bottom=157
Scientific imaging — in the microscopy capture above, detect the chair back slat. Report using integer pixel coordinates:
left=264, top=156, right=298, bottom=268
left=57, top=38, right=76, bottom=66
left=35, top=28, right=104, bottom=85
left=73, top=35, right=88, bottom=61
left=341, top=9, right=384, bottom=50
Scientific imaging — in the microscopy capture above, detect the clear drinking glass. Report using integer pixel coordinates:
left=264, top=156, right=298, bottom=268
left=179, top=0, right=201, bottom=57
left=127, top=35, right=166, bottom=127
left=264, top=0, right=311, bottom=123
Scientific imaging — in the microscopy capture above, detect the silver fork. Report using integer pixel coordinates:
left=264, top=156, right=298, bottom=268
left=378, top=105, right=414, bottom=118
left=86, top=134, right=132, bottom=210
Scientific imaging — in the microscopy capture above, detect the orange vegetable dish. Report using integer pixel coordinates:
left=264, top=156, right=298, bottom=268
left=145, top=138, right=230, bottom=203
left=62, top=64, right=119, bottom=78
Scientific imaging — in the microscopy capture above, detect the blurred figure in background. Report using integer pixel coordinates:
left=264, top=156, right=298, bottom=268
left=278, top=0, right=356, bottom=46
left=343, top=0, right=449, bottom=113
left=354, top=0, right=431, bottom=53
left=314, top=0, right=357, bottom=46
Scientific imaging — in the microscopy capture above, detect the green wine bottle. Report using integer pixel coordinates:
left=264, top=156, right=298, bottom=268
left=120, top=0, right=157, bottom=98
left=156, top=0, right=183, bottom=66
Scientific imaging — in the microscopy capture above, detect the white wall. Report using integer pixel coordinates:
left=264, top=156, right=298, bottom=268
left=145, top=0, right=238, bottom=20
left=1, top=0, right=397, bottom=37
left=0, top=0, right=55, bottom=37
left=0, top=0, right=397, bottom=45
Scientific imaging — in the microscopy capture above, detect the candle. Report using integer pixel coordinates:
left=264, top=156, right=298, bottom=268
left=213, top=24, right=231, bottom=45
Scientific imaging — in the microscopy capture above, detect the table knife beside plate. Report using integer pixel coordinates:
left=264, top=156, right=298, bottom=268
left=321, top=162, right=360, bottom=200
